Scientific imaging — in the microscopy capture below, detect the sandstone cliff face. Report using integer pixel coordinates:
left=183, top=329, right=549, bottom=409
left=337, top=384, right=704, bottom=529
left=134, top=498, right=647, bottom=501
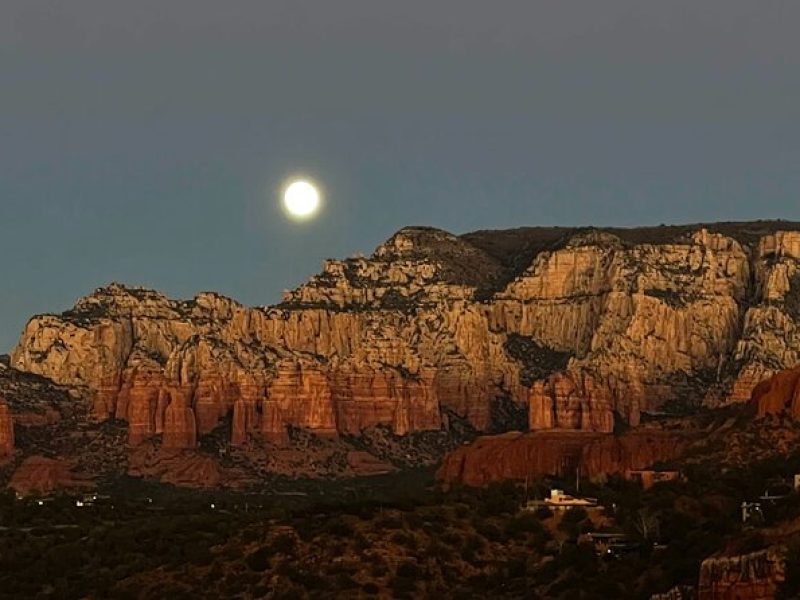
left=528, top=371, right=619, bottom=432
left=751, top=364, right=800, bottom=418
left=0, top=400, right=14, bottom=458
left=436, top=430, right=687, bottom=487
left=729, top=232, right=800, bottom=403
left=11, top=223, right=800, bottom=448
left=492, top=229, right=751, bottom=419
left=698, top=547, right=785, bottom=600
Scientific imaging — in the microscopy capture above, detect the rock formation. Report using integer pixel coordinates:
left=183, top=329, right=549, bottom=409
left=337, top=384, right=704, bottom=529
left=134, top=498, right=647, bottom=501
left=436, top=429, right=687, bottom=487
left=8, top=456, right=92, bottom=496
left=127, top=448, right=226, bottom=488
left=698, top=547, right=785, bottom=600
left=653, top=547, right=787, bottom=600
left=10, top=222, right=800, bottom=450
left=0, top=399, right=14, bottom=458
left=528, top=371, right=620, bottom=432
left=751, top=364, right=800, bottom=418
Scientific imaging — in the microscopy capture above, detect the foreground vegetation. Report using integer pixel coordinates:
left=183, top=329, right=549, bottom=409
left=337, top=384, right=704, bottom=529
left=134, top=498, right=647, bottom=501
left=1, top=450, right=800, bottom=599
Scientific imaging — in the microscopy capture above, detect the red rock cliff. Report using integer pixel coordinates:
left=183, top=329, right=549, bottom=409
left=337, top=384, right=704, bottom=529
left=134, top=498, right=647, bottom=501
left=0, top=399, right=14, bottom=458
left=11, top=225, right=800, bottom=447
left=437, top=429, right=687, bottom=487
left=751, top=364, right=800, bottom=418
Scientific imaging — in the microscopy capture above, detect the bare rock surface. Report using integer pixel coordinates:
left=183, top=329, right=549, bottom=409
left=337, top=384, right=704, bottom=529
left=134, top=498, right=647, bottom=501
left=698, top=547, right=785, bottom=600
left=436, top=429, right=688, bottom=487
left=751, top=364, right=800, bottom=417
left=8, top=221, right=800, bottom=489
left=0, top=400, right=13, bottom=458
left=8, top=456, right=93, bottom=495
left=13, top=222, right=800, bottom=448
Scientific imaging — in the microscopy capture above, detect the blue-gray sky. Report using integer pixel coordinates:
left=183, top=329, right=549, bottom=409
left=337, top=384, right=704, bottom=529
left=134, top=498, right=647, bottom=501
left=2, top=1, right=799, bottom=351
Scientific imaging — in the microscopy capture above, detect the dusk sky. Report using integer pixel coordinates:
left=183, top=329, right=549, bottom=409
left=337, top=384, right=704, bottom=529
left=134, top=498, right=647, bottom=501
left=2, top=1, right=799, bottom=351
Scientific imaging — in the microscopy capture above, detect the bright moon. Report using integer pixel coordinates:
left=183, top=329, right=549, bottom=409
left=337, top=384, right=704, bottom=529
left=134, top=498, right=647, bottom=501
left=283, top=180, right=320, bottom=219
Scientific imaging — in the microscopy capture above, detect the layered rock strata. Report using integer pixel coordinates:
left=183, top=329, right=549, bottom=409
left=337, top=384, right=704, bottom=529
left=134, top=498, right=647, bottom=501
left=436, top=430, right=687, bottom=487
left=528, top=371, right=620, bottom=432
left=11, top=223, right=800, bottom=448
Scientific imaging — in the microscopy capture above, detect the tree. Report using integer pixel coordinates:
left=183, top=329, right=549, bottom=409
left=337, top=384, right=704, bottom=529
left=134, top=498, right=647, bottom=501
left=633, top=508, right=661, bottom=542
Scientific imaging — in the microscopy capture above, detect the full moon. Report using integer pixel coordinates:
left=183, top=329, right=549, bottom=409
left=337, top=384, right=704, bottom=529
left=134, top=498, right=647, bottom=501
left=282, top=180, right=321, bottom=219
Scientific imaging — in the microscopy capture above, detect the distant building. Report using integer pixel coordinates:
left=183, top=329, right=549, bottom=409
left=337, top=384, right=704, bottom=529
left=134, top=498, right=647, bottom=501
left=741, top=501, right=763, bottom=524
left=75, top=493, right=109, bottom=508
left=585, top=531, right=639, bottom=557
left=625, top=469, right=682, bottom=490
left=759, top=482, right=792, bottom=503
left=525, top=489, right=600, bottom=512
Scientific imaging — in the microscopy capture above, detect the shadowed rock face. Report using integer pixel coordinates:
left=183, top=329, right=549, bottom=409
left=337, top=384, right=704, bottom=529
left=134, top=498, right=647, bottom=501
left=435, top=430, right=688, bottom=487
left=8, top=456, right=91, bottom=495
left=10, top=222, right=800, bottom=449
left=698, top=547, right=785, bottom=600
left=0, top=400, right=14, bottom=458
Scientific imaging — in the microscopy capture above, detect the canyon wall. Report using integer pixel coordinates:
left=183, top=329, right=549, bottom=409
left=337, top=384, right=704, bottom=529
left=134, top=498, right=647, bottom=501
left=11, top=224, right=800, bottom=448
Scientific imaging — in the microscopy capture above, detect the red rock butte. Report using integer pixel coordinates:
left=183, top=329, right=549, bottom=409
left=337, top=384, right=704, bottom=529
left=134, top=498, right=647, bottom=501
left=436, top=430, right=688, bottom=487
left=9, top=223, right=800, bottom=451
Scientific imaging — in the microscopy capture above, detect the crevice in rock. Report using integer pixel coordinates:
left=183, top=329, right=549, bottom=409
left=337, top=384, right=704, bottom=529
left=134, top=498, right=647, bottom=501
left=487, top=395, right=528, bottom=434
left=503, top=334, right=572, bottom=387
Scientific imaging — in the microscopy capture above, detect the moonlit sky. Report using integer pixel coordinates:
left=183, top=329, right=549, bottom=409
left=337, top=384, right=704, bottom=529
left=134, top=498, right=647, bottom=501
left=2, top=1, right=800, bottom=351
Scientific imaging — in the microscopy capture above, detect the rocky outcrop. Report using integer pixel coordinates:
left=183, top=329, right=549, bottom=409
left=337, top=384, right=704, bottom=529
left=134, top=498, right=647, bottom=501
left=0, top=400, right=14, bottom=458
left=751, top=364, right=800, bottom=418
left=698, top=547, right=785, bottom=600
left=162, top=388, right=198, bottom=449
left=345, top=451, right=396, bottom=476
left=528, top=370, right=620, bottom=432
left=11, top=223, right=800, bottom=450
left=436, top=430, right=688, bottom=487
left=127, top=448, right=228, bottom=488
left=8, top=456, right=92, bottom=496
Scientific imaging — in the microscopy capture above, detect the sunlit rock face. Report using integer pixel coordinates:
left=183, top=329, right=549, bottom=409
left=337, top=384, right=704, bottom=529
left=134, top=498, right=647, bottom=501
left=750, top=364, right=800, bottom=418
left=528, top=371, right=618, bottom=432
left=729, top=232, right=800, bottom=403
left=11, top=223, right=800, bottom=447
